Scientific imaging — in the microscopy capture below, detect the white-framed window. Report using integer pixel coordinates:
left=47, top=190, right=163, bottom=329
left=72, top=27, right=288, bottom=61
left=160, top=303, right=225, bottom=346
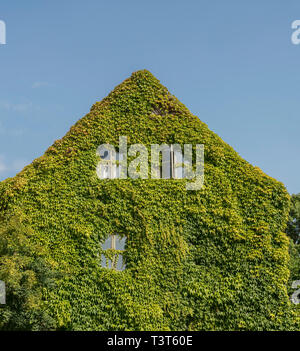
left=101, top=235, right=126, bottom=271
left=170, top=145, right=183, bottom=179
left=96, top=147, right=123, bottom=179
left=152, top=145, right=184, bottom=179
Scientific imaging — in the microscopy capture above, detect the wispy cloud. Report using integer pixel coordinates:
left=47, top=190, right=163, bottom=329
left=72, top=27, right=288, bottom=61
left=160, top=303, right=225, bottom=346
left=0, top=99, right=42, bottom=116
left=12, top=102, right=34, bottom=112
left=0, top=155, right=8, bottom=173
left=0, top=101, right=11, bottom=110
left=0, top=121, right=25, bottom=137
left=0, top=154, right=28, bottom=175
left=32, top=81, right=49, bottom=89
left=0, top=100, right=34, bottom=113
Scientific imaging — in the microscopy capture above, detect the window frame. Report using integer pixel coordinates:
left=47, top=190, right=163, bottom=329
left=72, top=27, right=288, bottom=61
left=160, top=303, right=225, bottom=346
left=170, top=145, right=183, bottom=179
left=97, top=148, right=122, bottom=179
left=101, top=234, right=126, bottom=271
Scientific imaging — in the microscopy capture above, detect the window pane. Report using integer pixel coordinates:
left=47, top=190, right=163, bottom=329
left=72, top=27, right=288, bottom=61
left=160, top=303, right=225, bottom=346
left=117, top=152, right=124, bottom=178
left=101, top=254, right=112, bottom=268
left=116, top=254, right=126, bottom=271
left=174, top=150, right=183, bottom=179
left=101, top=235, right=126, bottom=271
left=102, top=236, right=112, bottom=250
left=161, top=149, right=171, bottom=179
left=110, top=151, right=121, bottom=179
left=115, top=235, right=126, bottom=250
left=100, top=149, right=110, bottom=160
left=101, top=164, right=110, bottom=179
left=101, top=254, right=106, bottom=267
left=112, top=163, right=117, bottom=179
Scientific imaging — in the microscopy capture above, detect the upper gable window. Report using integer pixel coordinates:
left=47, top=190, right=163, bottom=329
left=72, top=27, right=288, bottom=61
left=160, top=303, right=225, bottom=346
left=96, top=145, right=125, bottom=179
left=171, top=146, right=183, bottom=179
left=157, top=145, right=184, bottom=179
left=96, top=144, right=188, bottom=180
left=101, top=234, right=126, bottom=271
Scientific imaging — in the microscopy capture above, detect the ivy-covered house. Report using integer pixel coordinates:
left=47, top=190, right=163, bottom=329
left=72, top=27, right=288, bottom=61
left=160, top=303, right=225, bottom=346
left=0, top=70, right=298, bottom=330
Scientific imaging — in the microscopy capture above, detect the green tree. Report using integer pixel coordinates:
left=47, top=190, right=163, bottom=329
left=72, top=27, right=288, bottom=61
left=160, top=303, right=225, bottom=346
left=287, top=194, right=300, bottom=310
left=287, top=193, right=300, bottom=243
left=0, top=212, right=59, bottom=330
left=289, top=240, right=300, bottom=283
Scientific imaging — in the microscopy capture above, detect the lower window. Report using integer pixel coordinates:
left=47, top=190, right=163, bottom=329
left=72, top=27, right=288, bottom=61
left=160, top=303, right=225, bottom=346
left=101, top=234, right=126, bottom=271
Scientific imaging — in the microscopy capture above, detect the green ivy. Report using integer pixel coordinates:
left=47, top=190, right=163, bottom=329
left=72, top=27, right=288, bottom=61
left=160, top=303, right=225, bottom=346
left=0, top=70, right=299, bottom=330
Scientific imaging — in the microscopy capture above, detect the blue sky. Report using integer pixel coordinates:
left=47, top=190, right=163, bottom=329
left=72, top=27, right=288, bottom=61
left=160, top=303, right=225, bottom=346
left=0, top=0, right=299, bottom=194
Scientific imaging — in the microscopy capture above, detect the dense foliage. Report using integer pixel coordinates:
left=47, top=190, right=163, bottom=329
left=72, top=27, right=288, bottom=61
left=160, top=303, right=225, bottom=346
left=0, top=70, right=298, bottom=330
left=289, top=240, right=300, bottom=282
left=287, top=194, right=300, bottom=301
left=286, top=193, right=300, bottom=243
left=0, top=212, right=58, bottom=330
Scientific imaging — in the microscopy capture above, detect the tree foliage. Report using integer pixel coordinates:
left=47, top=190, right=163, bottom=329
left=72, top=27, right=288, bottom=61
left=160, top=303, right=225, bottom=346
left=0, top=212, right=58, bottom=330
left=286, top=193, right=300, bottom=243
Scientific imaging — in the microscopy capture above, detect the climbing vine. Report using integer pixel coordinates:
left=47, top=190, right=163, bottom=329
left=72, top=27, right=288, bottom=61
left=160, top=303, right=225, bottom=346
left=0, top=70, right=299, bottom=330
